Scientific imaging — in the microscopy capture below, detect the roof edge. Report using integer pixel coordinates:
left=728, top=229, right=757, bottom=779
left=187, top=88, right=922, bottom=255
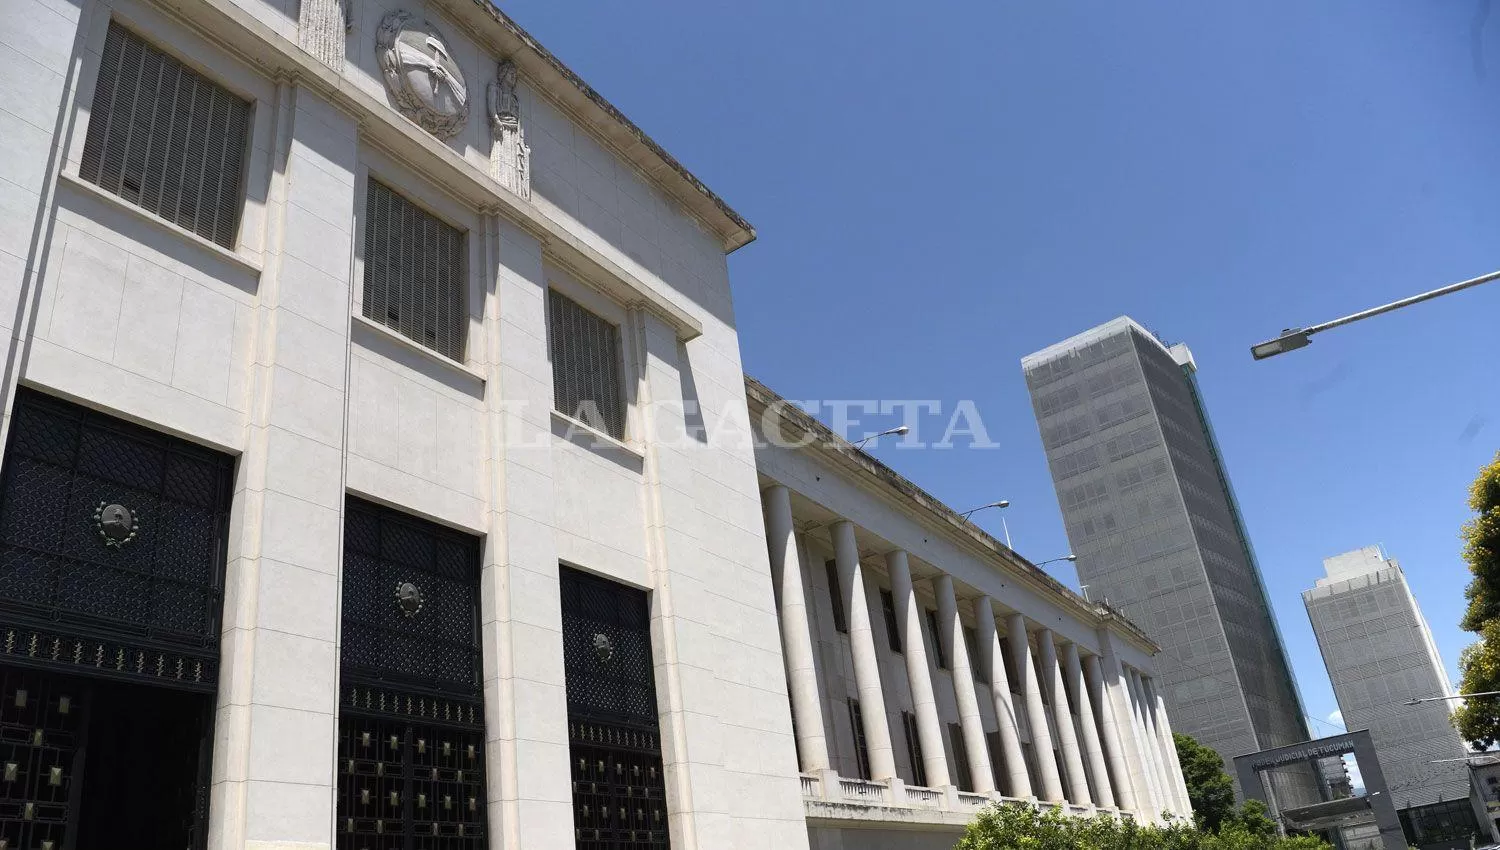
left=453, top=0, right=755, bottom=253
left=744, top=374, right=1161, bottom=655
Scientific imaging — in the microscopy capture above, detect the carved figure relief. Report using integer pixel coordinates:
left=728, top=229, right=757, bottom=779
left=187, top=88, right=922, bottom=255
left=487, top=60, right=531, bottom=200
left=298, top=0, right=350, bottom=70
left=376, top=10, right=469, bottom=140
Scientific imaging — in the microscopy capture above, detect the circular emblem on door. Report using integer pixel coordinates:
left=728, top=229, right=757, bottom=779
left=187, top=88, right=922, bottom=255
left=94, top=502, right=138, bottom=548
left=592, top=633, right=614, bottom=664
left=395, top=581, right=424, bottom=618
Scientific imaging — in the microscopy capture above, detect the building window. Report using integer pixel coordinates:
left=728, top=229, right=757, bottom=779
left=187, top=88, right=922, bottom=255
left=999, top=637, right=1021, bottom=694
left=964, top=626, right=983, bottom=681
left=926, top=609, right=947, bottom=669
left=949, top=723, right=973, bottom=792
left=547, top=289, right=625, bottom=439
left=80, top=22, right=251, bottom=248
left=902, top=712, right=926, bottom=787
left=985, top=730, right=1009, bottom=795
left=362, top=179, right=467, bottom=360
left=879, top=589, right=903, bottom=653
left=824, top=560, right=847, bottom=634
left=1033, top=652, right=1051, bottom=705
left=847, top=699, right=871, bottom=781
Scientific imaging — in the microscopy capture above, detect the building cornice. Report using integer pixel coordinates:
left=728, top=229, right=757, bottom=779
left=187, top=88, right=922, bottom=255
left=745, top=375, right=1160, bottom=655
left=443, top=0, right=755, bottom=254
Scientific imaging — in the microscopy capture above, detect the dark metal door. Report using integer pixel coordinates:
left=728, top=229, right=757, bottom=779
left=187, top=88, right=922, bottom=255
left=0, top=390, right=234, bottom=847
left=336, top=498, right=487, bottom=849
left=560, top=567, right=669, bottom=850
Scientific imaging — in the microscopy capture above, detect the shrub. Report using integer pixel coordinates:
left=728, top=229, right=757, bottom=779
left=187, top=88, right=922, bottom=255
left=956, top=802, right=1331, bottom=850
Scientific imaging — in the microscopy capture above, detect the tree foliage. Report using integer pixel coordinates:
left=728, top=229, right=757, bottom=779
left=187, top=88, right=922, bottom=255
left=956, top=801, right=1330, bottom=850
left=1175, top=733, right=1237, bottom=833
left=1454, top=452, right=1500, bottom=748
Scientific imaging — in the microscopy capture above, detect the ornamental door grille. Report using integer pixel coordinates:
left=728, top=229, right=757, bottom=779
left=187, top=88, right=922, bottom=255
left=0, top=669, right=83, bottom=850
left=560, top=566, right=669, bottom=850
left=337, top=498, right=486, bottom=849
left=0, top=390, right=233, bottom=848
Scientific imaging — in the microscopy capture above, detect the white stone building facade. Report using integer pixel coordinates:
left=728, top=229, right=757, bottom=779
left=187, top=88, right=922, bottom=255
left=0, top=0, right=1193, bottom=847
left=0, top=0, right=806, bottom=847
left=748, top=379, right=1193, bottom=850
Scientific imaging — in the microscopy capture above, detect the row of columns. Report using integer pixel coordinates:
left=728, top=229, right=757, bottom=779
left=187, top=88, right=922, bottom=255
left=762, top=485, right=1192, bottom=823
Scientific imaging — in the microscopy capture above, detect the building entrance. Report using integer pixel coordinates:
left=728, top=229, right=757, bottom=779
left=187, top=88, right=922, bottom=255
left=561, top=566, right=669, bottom=850
left=0, top=390, right=235, bottom=849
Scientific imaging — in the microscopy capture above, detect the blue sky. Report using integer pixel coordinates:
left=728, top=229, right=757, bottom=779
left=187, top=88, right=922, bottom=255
left=504, top=2, right=1500, bottom=741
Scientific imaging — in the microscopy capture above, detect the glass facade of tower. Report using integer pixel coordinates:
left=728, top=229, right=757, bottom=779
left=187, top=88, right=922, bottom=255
left=1023, top=318, right=1316, bottom=806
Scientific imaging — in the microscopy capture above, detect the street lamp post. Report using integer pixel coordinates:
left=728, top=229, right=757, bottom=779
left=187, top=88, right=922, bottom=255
left=1035, top=554, right=1077, bottom=568
left=1404, top=690, right=1500, bottom=706
left=1250, top=268, right=1500, bottom=360
left=958, top=500, right=1012, bottom=549
left=852, top=425, right=909, bottom=450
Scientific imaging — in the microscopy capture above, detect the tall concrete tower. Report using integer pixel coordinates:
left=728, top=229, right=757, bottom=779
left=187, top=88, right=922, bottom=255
left=1023, top=317, right=1315, bottom=805
left=1305, top=546, right=1480, bottom=843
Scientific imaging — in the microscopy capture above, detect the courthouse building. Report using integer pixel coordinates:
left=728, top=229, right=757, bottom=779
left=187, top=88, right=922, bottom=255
left=0, top=0, right=1190, bottom=847
left=749, top=378, right=1192, bottom=849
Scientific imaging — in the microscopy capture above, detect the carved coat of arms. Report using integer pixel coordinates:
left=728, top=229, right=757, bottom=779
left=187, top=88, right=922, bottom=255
left=376, top=10, right=469, bottom=140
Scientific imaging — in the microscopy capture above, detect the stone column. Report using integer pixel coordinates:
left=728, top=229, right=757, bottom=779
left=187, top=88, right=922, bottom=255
left=935, top=576, right=994, bottom=793
left=211, top=83, right=356, bottom=849
left=1066, top=644, right=1115, bottom=809
left=1038, top=630, right=1090, bottom=805
left=1085, top=653, right=1137, bottom=813
left=976, top=596, right=1030, bottom=798
left=1145, top=676, right=1191, bottom=818
left=1007, top=613, right=1063, bottom=802
left=1124, top=666, right=1166, bottom=819
left=763, top=484, right=828, bottom=772
left=479, top=215, right=574, bottom=848
left=1128, top=671, right=1176, bottom=815
left=1098, top=629, right=1157, bottom=820
left=887, top=550, right=948, bottom=787
left=833, top=521, right=896, bottom=780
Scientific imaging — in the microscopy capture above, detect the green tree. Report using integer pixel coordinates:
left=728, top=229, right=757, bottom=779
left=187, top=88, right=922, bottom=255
left=1175, top=732, right=1237, bottom=832
left=1454, top=452, right=1500, bottom=748
left=1226, top=799, right=1278, bottom=842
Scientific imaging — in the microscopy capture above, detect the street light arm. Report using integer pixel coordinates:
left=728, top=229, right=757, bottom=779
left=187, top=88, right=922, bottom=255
left=1402, top=689, right=1500, bottom=706
left=1306, top=268, right=1500, bottom=334
left=1251, top=267, right=1500, bottom=360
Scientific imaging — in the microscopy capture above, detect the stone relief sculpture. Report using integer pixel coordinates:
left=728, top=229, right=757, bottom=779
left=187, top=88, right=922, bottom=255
left=375, top=10, right=469, bottom=140
left=487, top=60, right=531, bottom=200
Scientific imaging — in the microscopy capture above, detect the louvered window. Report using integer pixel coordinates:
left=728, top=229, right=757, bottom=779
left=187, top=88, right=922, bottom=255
left=362, top=180, right=467, bottom=361
left=547, top=289, right=625, bottom=439
left=80, top=22, right=251, bottom=248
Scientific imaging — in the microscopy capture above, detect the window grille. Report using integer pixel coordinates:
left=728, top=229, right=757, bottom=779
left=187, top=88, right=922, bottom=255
left=949, top=723, right=974, bottom=791
left=824, top=559, right=847, bottom=634
left=80, top=23, right=250, bottom=248
left=847, top=699, right=871, bottom=781
left=902, top=712, right=926, bottom=787
left=879, top=589, right=902, bottom=653
left=362, top=180, right=467, bottom=361
left=926, top=609, right=947, bottom=669
left=547, top=289, right=625, bottom=439
left=965, top=626, right=983, bottom=682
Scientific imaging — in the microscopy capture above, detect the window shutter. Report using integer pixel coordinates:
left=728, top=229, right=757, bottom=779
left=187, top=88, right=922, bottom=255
left=361, top=180, right=467, bottom=361
left=546, top=289, right=625, bottom=439
left=80, top=23, right=251, bottom=248
left=824, top=559, right=847, bottom=634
